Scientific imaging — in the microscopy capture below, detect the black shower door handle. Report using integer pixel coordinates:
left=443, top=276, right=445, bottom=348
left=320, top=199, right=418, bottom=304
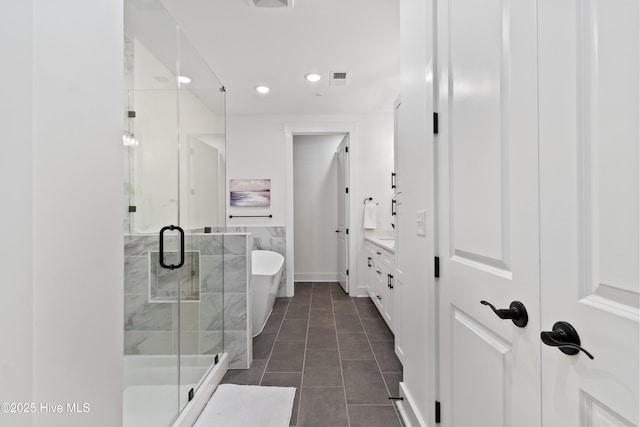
left=159, top=225, right=185, bottom=270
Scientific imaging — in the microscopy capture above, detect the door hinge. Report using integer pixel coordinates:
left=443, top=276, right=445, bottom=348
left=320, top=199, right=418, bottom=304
left=435, top=256, right=440, bottom=278
left=433, top=112, right=439, bottom=135
left=128, top=110, right=136, bottom=118
left=188, top=388, right=195, bottom=402
left=345, top=146, right=349, bottom=153
left=345, top=187, right=349, bottom=194
left=346, top=269, right=349, bottom=276
left=219, top=86, right=226, bottom=92
left=435, top=401, right=441, bottom=423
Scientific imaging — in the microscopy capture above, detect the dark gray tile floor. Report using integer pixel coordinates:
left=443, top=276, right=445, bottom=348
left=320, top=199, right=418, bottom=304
left=221, top=282, right=404, bottom=427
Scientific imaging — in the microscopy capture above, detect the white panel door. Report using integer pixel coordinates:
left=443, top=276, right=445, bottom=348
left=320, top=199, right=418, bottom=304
left=538, top=1, right=639, bottom=425
left=436, top=0, right=541, bottom=425
left=337, top=136, right=349, bottom=293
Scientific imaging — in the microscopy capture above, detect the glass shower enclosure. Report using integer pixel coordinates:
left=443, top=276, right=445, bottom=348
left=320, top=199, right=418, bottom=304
left=122, top=1, right=226, bottom=426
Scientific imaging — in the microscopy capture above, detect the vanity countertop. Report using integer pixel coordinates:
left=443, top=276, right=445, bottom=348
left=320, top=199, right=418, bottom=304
left=364, top=229, right=395, bottom=253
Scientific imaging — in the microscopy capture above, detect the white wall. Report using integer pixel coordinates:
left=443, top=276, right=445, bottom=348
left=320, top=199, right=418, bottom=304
left=396, top=0, right=435, bottom=424
left=358, top=115, right=396, bottom=230
left=227, top=112, right=394, bottom=295
left=187, top=137, right=221, bottom=229
left=355, top=114, right=396, bottom=292
left=293, top=135, right=343, bottom=281
left=0, top=3, right=34, bottom=426
left=0, top=1, right=124, bottom=426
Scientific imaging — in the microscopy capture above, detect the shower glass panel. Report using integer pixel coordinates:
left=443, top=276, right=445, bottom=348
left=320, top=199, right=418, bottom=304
left=177, top=30, right=226, bottom=413
left=123, top=1, right=226, bottom=426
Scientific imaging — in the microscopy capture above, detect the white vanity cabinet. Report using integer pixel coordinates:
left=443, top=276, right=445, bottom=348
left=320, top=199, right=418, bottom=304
left=364, top=240, right=396, bottom=332
left=366, top=244, right=382, bottom=309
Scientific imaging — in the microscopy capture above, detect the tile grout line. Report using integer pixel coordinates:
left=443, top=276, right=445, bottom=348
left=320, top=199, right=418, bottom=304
left=258, top=298, right=289, bottom=385
left=332, top=285, right=352, bottom=427
left=353, top=300, right=404, bottom=426
left=296, top=284, right=313, bottom=427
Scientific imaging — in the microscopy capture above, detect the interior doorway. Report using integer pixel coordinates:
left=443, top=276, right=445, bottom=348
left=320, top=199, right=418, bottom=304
left=284, top=123, right=357, bottom=297
left=292, top=134, right=349, bottom=290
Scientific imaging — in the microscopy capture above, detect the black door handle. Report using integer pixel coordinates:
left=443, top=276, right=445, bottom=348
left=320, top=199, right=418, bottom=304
left=159, top=225, right=185, bottom=270
left=391, top=199, right=397, bottom=216
left=335, top=229, right=339, bottom=233
left=541, top=321, right=594, bottom=359
left=367, top=257, right=372, bottom=267
left=480, top=300, right=528, bottom=328
left=391, top=172, right=396, bottom=189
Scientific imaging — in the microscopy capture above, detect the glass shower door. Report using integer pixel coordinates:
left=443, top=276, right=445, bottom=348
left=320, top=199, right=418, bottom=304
left=177, top=30, right=226, bottom=413
left=123, top=2, right=182, bottom=426
left=123, top=91, right=183, bottom=427
left=124, top=1, right=227, bottom=425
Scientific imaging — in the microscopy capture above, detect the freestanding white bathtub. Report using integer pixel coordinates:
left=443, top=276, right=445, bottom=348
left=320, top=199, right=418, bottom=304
left=251, top=250, right=285, bottom=337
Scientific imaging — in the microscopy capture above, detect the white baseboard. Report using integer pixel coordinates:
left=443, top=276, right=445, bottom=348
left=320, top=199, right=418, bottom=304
left=397, top=382, right=429, bottom=427
left=173, top=353, right=228, bottom=427
left=293, top=273, right=339, bottom=282
left=349, top=284, right=370, bottom=297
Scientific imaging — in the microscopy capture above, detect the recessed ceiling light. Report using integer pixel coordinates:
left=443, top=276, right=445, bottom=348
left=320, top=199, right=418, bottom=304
left=305, top=73, right=321, bottom=82
left=249, top=0, right=293, bottom=8
left=178, top=75, right=191, bottom=84
left=256, top=86, right=270, bottom=94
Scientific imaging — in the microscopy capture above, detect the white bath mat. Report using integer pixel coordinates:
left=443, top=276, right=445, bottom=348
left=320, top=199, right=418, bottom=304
left=194, top=384, right=296, bottom=427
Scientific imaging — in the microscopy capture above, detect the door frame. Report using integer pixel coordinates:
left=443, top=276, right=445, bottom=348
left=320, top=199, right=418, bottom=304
left=284, top=122, right=358, bottom=296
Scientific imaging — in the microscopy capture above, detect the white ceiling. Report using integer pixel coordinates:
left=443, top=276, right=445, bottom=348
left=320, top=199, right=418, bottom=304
left=160, top=0, right=400, bottom=115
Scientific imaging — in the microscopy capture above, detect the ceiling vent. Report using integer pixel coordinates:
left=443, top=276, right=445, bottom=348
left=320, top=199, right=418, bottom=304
left=249, top=0, right=293, bottom=8
left=330, top=71, right=349, bottom=86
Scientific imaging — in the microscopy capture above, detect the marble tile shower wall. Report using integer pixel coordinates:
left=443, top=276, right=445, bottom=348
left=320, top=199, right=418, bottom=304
left=228, top=226, right=287, bottom=295
left=123, top=233, right=251, bottom=369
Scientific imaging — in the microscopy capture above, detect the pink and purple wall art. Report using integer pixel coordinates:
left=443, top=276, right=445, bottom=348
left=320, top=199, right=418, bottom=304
left=230, top=179, right=271, bottom=207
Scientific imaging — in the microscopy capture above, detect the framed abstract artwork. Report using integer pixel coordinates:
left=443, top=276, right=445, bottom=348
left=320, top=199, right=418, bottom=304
left=229, top=179, right=271, bottom=207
